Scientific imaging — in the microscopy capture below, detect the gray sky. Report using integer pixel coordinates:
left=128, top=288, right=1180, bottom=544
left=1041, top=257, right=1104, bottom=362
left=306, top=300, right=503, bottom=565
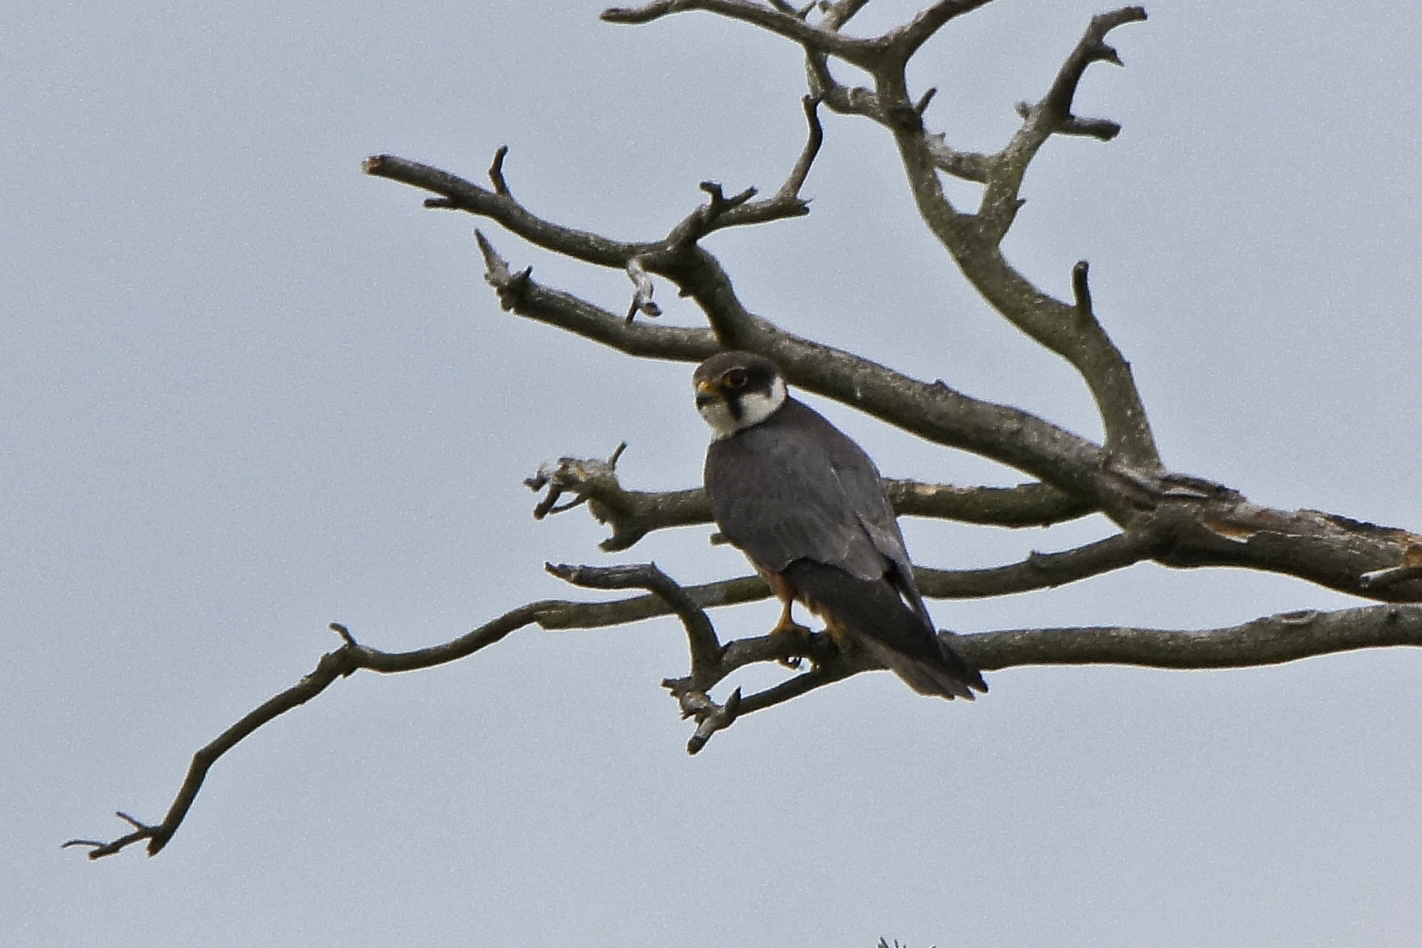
left=7, top=2, right=1422, bottom=946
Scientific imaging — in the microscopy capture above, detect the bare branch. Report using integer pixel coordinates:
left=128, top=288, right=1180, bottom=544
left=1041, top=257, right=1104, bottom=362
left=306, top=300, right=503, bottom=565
left=916, top=530, right=1160, bottom=599
left=758, top=346, right=1116, bottom=505
left=487, top=144, right=511, bottom=196
left=473, top=230, right=720, bottom=361
left=923, top=133, right=992, bottom=183
left=812, top=57, right=990, bottom=186
left=865, top=17, right=1158, bottom=470
left=885, top=478, right=1092, bottom=527
left=766, top=7, right=1159, bottom=471
left=683, top=687, right=742, bottom=755
left=462, top=183, right=1422, bottom=607
left=601, top=0, right=879, bottom=69
left=370, top=8, right=1212, bottom=551
left=965, top=604, right=1422, bottom=672
left=546, top=561, right=852, bottom=752
left=524, top=442, right=1422, bottom=603
left=537, top=574, right=773, bottom=630
left=367, top=153, right=651, bottom=269
left=370, top=109, right=822, bottom=354
left=804, top=29, right=884, bottom=120
left=516, top=447, right=1422, bottom=603
left=1148, top=503, right=1422, bottom=603
left=68, top=579, right=1422, bottom=857
left=466, top=222, right=1119, bottom=513
left=80, top=0, right=1422, bottom=869
left=1046, top=256, right=1158, bottom=465
left=571, top=491, right=1422, bottom=609
left=1014, top=102, right=1122, bottom=140
left=62, top=812, right=157, bottom=861
left=765, top=0, right=808, bottom=17
left=657, top=96, right=822, bottom=249
left=1037, top=7, right=1144, bottom=130
left=523, top=446, right=1093, bottom=552
left=547, top=562, right=723, bottom=678
left=526, top=450, right=712, bottom=551
left=549, top=585, right=1422, bottom=742
left=776, top=94, right=824, bottom=201
left=816, top=0, right=870, bottom=32
left=1361, top=543, right=1422, bottom=591
left=64, top=607, right=546, bottom=858
left=882, top=0, right=996, bottom=64
left=912, top=86, right=937, bottom=117
left=1071, top=259, right=1094, bottom=317
left=979, top=6, right=1148, bottom=240
left=661, top=180, right=762, bottom=255
left=540, top=292, right=1113, bottom=504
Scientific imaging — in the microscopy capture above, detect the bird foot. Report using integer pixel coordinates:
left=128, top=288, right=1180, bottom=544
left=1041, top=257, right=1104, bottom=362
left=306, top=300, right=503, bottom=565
left=769, top=619, right=815, bottom=669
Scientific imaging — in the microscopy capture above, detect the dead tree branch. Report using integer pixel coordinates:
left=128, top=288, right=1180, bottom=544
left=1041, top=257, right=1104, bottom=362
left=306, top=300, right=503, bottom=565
left=523, top=444, right=1094, bottom=552
left=602, top=0, right=879, bottom=67
left=890, top=11, right=1157, bottom=469
left=63, top=606, right=546, bottom=859
left=915, top=530, right=1161, bottom=599
left=966, top=603, right=1422, bottom=672
left=362, top=3, right=1422, bottom=606
left=68, top=586, right=1422, bottom=855
left=76, top=0, right=1422, bottom=861
left=793, top=5, right=1156, bottom=467
left=439, top=193, right=1422, bottom=605
left=472, top=229, right=720, bottom=361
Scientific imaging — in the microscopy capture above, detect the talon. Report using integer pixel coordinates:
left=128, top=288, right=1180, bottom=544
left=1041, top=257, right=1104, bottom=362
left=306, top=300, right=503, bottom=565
left=769, top=600, right=814, bottom=668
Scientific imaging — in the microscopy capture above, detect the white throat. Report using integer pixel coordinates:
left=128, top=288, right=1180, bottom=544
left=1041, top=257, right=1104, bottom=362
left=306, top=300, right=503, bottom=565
left=700, top=377, right=786, bottom=440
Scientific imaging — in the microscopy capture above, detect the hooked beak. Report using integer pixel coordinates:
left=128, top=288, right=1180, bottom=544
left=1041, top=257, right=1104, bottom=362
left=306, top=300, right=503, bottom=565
left=694, top=378, right=719, bottom=409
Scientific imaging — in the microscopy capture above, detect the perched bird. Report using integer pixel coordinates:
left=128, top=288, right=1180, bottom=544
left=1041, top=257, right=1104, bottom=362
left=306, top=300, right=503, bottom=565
left=693, top=350, right=987, bottom=700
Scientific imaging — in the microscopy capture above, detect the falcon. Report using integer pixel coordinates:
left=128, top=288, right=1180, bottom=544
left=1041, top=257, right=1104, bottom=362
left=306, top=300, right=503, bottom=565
left=693, top=351, right=987, bottom=700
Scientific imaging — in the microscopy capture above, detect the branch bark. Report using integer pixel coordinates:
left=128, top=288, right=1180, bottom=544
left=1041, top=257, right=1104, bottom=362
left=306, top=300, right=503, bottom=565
left=601, top=0, right=880, bottom=68
left=967, top=603, right=1422, bottom=671
left=523, top=444, right=1095, bottom=552
left=67, top=583, right=1422, bottom=857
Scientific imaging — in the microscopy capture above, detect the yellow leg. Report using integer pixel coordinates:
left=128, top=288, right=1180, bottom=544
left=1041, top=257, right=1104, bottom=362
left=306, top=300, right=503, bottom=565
left=770, top=598, right=812, bottom=637
left=769, top=598, right=813, bottom=668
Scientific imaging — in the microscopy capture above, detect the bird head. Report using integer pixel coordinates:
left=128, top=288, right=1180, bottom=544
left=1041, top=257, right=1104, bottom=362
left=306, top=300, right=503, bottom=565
left=693, top=351, right=788, bottom=440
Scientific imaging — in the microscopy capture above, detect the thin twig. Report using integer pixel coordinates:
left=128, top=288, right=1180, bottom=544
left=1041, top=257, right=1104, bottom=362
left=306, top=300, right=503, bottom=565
left=1071, top=260, right=1093, bottom=317
left=64, top=606, right=546, bottom=858
left=775, top=95, right=825, bottom=201
left=487, top=145, right=511, bottom=196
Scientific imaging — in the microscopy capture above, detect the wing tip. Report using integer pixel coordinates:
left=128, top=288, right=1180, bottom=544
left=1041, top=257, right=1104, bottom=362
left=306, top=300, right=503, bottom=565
left=859, top=637, right=988, bottom=701
left=906, top=663, right=989, bottom=701
left=914, top=641, right=988, bottom=701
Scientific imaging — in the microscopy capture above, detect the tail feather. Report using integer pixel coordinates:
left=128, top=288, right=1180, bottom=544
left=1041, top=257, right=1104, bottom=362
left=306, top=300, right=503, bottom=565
left=855, top=636, right=987, bottom=700
left=780, top=561, right=987, bottom=700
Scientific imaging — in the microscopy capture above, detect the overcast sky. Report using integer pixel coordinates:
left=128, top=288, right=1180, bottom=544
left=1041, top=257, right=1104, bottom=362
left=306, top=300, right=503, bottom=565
left=7, top=2, right=1422, bottom=946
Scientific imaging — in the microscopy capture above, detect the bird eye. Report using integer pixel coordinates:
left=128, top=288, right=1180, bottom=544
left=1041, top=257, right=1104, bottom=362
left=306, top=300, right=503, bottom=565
left=724, top=368, right=748, bottom=388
